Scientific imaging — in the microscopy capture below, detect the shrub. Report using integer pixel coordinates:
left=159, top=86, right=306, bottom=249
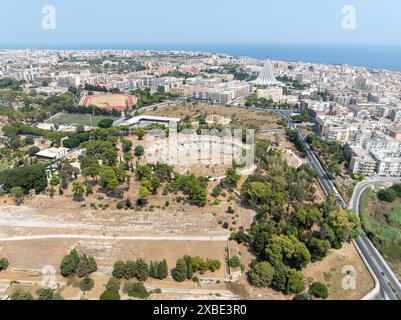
left=173, top=258, right=188, bottom=282
left=390, top=183, right=401, bottom=197
left=27, top=146, right=40, bottom=157
left=79, top=277, right=94, bottom=292
left=385, top=205, right=401, bottom=227
left=229, top=256, right=241, bottom=269
left=36, top=288, right=64, bottom=300
left=378, top=189, right=397, bottom=203
left=106, top=277, right=120, bottom=292
left=293, top=293, right=313, bottom=300
left=100, top=290, right=120, bottom=300
left=124, top=281, right=150, bottom=299
left=0, top=257, right=9, bottom=272
left=112, top=260, right=126, bottom=279
left=309, top=282, right=329, bottom=299
left=98, top=119, right=114, bottom=129
left=11, top=289, right=33, bottom=300
left=247, top=261, right=275, bottom=288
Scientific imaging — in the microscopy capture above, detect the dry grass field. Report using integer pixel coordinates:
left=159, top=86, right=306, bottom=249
left=145, top=103, right=281, bottom=130
left=302, top=242, right=375, bottom=300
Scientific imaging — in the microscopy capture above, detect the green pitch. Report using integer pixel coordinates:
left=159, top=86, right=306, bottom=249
left=46, top=113, right=119, bottom=127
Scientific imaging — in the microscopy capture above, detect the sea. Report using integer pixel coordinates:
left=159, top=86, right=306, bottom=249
left=9, top=43, right=401, bottom=72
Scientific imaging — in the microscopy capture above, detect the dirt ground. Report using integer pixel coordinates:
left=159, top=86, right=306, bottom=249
left=0, top=239, right=228, bottom=278
left=0, top=238, right=240, bottom=300
left=302, top=242, right=375, bottom=300
left=145, top=103, right=281, bottom=131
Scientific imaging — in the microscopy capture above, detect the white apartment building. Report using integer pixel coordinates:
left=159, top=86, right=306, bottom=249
left=349, top=147, right=377, bottom=176
left=372, top=151, right=401, bottom=177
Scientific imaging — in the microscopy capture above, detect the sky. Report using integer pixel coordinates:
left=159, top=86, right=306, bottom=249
left=0, top=0, right=400, bottom=48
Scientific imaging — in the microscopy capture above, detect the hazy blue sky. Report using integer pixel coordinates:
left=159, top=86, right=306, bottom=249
left=0, top=0, right=400, bottom=48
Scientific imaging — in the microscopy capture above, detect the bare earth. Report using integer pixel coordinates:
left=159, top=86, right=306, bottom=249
left=302, top=242, right=375, bottom=300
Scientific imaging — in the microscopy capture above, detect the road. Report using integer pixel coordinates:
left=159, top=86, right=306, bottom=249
left=349, top=179, right=401, bottom=300
left=276, top=110, right=401, bottom=300
left=0, top=234, right=229, bottom=242
left=113, top=98, right=186, bottom=126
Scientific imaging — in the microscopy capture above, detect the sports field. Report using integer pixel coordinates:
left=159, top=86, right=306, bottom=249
left=46, top=113, right=119, bottom=127
left=81, top=94, right=135, bottom=111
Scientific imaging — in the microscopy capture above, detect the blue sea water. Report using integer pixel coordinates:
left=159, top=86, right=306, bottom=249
left=103, top=43, right=401, bottom=72
left=11, top=43, right=401, bottom=72
left=137, top=43, right=401, bottom=72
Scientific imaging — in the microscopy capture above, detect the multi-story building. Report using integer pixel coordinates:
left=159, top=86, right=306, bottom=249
left=349, top=147, right=377, bottom=176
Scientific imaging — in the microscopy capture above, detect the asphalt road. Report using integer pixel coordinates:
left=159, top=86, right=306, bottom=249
left=350, top=179, right=401, bottom=300
left=277, top=111, right=401, bottom=300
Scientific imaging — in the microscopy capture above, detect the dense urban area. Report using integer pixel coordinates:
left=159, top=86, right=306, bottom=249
left=0, top=49, right=400, bottom=300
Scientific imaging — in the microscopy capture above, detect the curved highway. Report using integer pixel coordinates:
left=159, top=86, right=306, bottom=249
left=276, top=110, right=401, bottom=300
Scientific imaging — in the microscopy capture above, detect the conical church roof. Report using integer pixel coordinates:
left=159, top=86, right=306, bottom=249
left=253, top=59, right=280, bottom=85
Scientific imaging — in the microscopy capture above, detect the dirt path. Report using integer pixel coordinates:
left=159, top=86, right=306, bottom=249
left=0, top=234, right=230, bottom=242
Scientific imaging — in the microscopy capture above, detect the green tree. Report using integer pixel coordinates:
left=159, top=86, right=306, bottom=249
left=106, top=277, right=121, bottom=292
left=11, top=289, right=33, bottom=300
left=138, top=186, right=151, bottom=205
left=63, top=138, right=81, bottom=149
left=112, top=260, right=126, bottom=279
left=135, top=259, right=149, bottom=281
left=136, top=128, right=146, bottom=140
left=286, top=269, right=305, bottom=294
left=184, top=256, right=193, bottom=280
left=307, top=238, right=330, bottom=261
left=79, top=277, right=94, bottom=292
left=224, top=167, right=240, bottom=189
left=378, top=188, right=397, bottom=203
left=24, top=136, right=34, bottom=145
left=27, top=146, right=40, bottom=157
left=50, top=174, right=60, bottom=187
left=173, top=258, right=188, bottom=282
left=212, top=184, right=223, bottom=197
left=158, top=259, right=168, bottom=279
left=124, top=260, right=137, bottom=280
left=265, top=235, right=311, bottom=270
left=98, top=118, right=114, bottom=129
left=122, top=139, right=133, bottom=152
left=248, top=261, right=275, bottom=288
left=85, top=185, right=93, bottom=196
left=134, top=145, right=144, bottom=157
left=72, top=181, right=85, bottom=199
left=123, top=282, right=149, bottom=299
left=76, top=254, right=97, bottom=278
left=60, top=249, right=80, bottom=277
left=36, top=288, right=64, bottom=300
left=100, top=290, right=120, bottom=300
left=99, top=166, right=119, bottom=190
left=271, top=263, right=288, bottom=292
left=229, top=256, right=241, bottom=269
left=149, top=261, right=155, bottom=278
left=0, top=258, right=9, bottom=272
left=10, top=186, right=23, bottom=205
left=82, top=164, right=100, bottom=182
left=293, top=293, right=313, bottom=300
left=309, top=282, right=329, bottom=299
left=324, top=209, right=361, bottom=248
